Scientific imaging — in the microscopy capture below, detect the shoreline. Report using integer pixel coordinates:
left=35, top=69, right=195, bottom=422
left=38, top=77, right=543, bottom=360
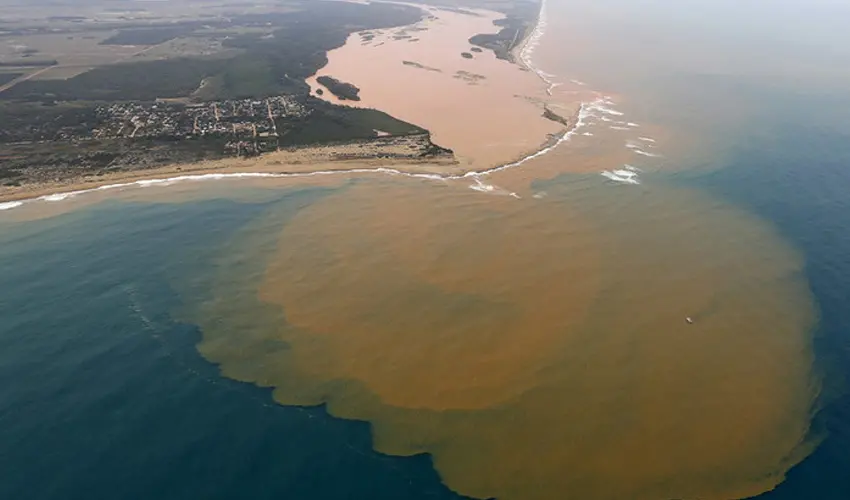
left=0, top=102, right=591, bottom=208
left=0, top=0, right=592, bottom=211
left=0, top=152, right=459, bottom=207
left=511, top=0, right=555, bottom=95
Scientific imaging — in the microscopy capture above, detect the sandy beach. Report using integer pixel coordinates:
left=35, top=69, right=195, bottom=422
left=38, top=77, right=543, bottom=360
left=1, top=1, right=588, bottom=208
left=0, top=143, right=460, bottom=205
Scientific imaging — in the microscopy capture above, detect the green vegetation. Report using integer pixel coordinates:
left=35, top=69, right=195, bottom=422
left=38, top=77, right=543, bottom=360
left=0, top=101, right=98, bottom=142
left=316, top=76, right=360, bottom=101
left=3, top=58, right=222, bottom=101
left=0, top=60, right=57, bottom=68
left=542, top=106, right=570, bottom=126
left=0, top=0, right=450, bottom=187
left=0, top=138, right=230, bottom=185
left=280, top=100, right=424, bottom=146
left=1, top=2, right=423, bottom=103
left=0, top=74, right=22, bottom=86
left=0, top=98, right=429, bottom=186
left=101, top=26, right=196, bottom=46
left=466, top=0, right=539, bottom=60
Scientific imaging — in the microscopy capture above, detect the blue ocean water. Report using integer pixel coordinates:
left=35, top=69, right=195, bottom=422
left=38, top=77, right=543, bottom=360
left=689, top=87, right=850, bottom=499
left=2, top=99, right=849, bottom=497
left=2, top=8, right=850, bottom=500
left=0, top=192, right=466, bottom=500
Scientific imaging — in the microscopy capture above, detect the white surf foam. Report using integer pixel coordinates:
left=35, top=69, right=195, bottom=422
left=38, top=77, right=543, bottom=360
left=40, top=192, right=83, bottom=202
left=0, top=201, right=23, bottom=210
left=1, top=94, right=603, bottom=212
left=469, top=178, right=496, bottom=193
left=610, top=126, right=630, bottom=131
left=633, top=149, right=660, bottom=157
left=518, top=0, right=560, bottom=96
left=461, top=97, right=600, bottom=177
left=593, top=105, right=624, bottom=116
left=468, top=178, right=520, bottom=198
left=601, top=168, right=640, bottom=185
left=626, top=141, right=661, bottom=157
left=1, top=4, right=608, bottom=214
left=639, top=136, right=656, bottom=143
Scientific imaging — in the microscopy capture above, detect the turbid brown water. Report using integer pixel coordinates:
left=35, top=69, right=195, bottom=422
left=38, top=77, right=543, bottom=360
left=0, top=0, right=836, bottom=497
left=176, top=2, right=823, bottom=499
left=306, top=7, right=567, bottom=170
left=187, top=173, right=818, bottom=500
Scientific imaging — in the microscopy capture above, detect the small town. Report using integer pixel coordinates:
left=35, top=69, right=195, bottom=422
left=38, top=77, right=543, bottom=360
left=91, top=95, right=309, bottom=154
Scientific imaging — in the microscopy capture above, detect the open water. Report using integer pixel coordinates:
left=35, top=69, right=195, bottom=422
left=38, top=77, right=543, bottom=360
left=2, top=0, right=850, bottom=499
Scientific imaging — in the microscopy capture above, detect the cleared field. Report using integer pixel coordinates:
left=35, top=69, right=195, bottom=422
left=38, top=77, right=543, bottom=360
left=0, top=32, right=140, bottom=67
left=130, top=37, right=241, bottom=62
left=0, top=1, right=303, bottom=27
left=28, top=66, right=95, bottom=81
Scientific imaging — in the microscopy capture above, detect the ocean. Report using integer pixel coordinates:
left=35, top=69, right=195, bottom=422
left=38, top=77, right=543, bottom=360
left=2, top=0, right=850, bottom=499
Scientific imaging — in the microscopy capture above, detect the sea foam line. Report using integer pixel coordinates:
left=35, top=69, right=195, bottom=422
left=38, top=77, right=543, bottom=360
left=0, top=201, right=23, bottom=210
left=460, top=98, right=599, bottom=178
left=2, top=0, right=607, bottom=212
left=601, top=168, right=640, bottom=185
left=1, top=97, right=605, bottom=212
left=0, top=169, right=447, bottom=210
left=517, top=0, right=558, bottom=96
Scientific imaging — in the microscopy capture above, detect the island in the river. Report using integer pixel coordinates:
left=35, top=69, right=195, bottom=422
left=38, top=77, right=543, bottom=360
left=315, top=76, right=361, bottom=101
left=0, top=0, right=541, bottom=201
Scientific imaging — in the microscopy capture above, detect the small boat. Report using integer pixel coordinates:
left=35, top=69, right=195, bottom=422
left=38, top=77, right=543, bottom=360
left=685, top=317, right=694, bottom=324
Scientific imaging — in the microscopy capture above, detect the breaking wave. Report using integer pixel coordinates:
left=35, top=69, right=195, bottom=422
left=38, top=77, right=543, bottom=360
left=0, top=0, right=609, bottom=214
left=601, top=167, right=641, bottom=184
left=0, top=201, right=23, bottom=210
left=518, top=0, right=559, bottom=96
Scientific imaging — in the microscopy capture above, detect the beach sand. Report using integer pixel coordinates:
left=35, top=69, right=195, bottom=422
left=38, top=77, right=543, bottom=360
left=0, top=140, right=459, bottom=205
left=2, top=2, right=825, bottom=499
left=1, top=3, right=586, bottom=209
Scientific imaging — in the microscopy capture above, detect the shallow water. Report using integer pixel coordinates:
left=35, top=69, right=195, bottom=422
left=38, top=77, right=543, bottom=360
left=2, top=0, right=850, bottom=499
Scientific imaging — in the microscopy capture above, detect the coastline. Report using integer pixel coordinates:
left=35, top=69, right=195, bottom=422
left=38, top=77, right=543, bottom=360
left=0, top=149, right=460, bottom=207
left=510, top=0, right=544, bottom=68
left=511, top=0, right=556, bottom=95
left=0, top=0, right=582, bottom=211
left=0, top=103, right=587, bottom=208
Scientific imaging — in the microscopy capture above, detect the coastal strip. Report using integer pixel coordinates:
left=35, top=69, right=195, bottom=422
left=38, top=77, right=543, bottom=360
left=0, top=98, right=598, bottom=210
left=513, top=0, right=556, bottom=95
left=0, top=0, right=605, bottom=210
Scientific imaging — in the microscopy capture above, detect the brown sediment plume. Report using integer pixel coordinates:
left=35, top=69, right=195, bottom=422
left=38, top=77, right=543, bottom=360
left=305, top=7, right=569, bottom=170
left=190, top=177, right=820, bottom=500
